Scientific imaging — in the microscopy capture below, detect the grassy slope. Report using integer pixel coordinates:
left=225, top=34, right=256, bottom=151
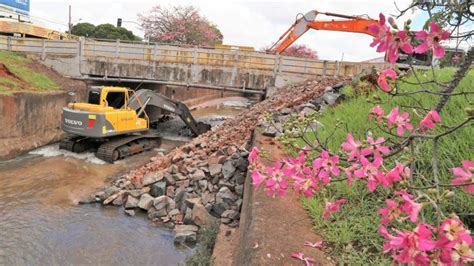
left=0, top=50, right=59, bottom=94
left=297, top=68, right=473, bottom=264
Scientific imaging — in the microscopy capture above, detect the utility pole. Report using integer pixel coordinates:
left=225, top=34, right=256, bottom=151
left=68, top=5, right=72, bottom=33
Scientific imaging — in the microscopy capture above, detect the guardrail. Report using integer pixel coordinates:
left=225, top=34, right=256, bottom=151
left=0, top=36, right=387, bottom=86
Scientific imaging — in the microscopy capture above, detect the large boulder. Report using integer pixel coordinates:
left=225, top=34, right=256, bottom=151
left=216, top=187, right=237, bottom=205
left=150, top=181, right=166, bottom=197
left=153, top=195, right=169, bottom=211
left=137, top=193, right=154, bottom=210
left=222, top=160, right=236, bottom=180
left=142, top=171, right=164, bottom=186
left=209, top=164, right=222, bottom=177
left=174, top=231, right=197, bottom=245
left=124, top=195, right=139, bottom=209
left=191, top=203, right=216, bottom=227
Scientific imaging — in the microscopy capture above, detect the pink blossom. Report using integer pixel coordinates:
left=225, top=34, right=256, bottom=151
left=362, top=136, right=390, bottom=160
left=322, top=199, right=346, bottom=220
left=284, top=151, right=307, bottom=178
left=451, top=160, right=474, bottom=193
left=344, top=163, right=360, bottom=187
left=384, top=162, right=410, bottom=187
left=419, top=110, right=441, bottom=132
left=378, top=199, right=402, bottom=225
left=414, top=22, right=450, bottom=58
left=291, top=252, right=315, bottom=266
left=368, top=13, right=392, bottom=53
left=265, top=162, right=288, bottom=197
left=380, top=224, right=436, bottom=264
left=292, top=174, right=319, bottom=198
left=368, top=105, right=385, bottom=124
left=354, top=157, right=385, bottom=192
left=394, top=190, right=422, bottom=223
left=386, top=30, right=414, bottom=63
left=436, top=218, right=474, bottom=264
left=248, top=146, right=259, bottom=164
left=251, top=170, right=266, bottom=188
left=386, top=107, right=413, bottom=136
left=340, top=133, right=363, bottom=161
left=313, top=150, right=339, bottom=185
left=377, top=68, right=398, bottom=92
left=304, top=240, right=323, bottom=249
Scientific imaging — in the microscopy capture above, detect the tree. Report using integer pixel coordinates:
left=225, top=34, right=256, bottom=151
left=71, top=22, right=140, bottom=41
left=261, top=44, right=318, bottom=59
left=70, top=22, right=95, bottom=37
left=138, top=5, right=223, bottom=46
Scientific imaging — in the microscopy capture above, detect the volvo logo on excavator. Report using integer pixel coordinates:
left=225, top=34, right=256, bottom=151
left=64, top=118, right=83, bottom=126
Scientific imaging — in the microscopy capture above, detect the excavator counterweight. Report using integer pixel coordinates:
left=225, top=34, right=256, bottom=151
left=60, top=86, right=210, bottom=163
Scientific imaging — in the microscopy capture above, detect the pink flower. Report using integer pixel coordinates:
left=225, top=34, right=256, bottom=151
left=368, top=105, right=385, bottom=124
left=386, top=107, right=413, bottom=136
left=304, top=240, right=323, bottom=249
left=340, top=133, right=363, bottom=161
left=419, top=110, right=441, bottom=132
left=265, top=162, right=288, bottom=197
left=292, top=174, right=319, bottom=198
left=384, top=162, right=410, bottom=187
left=386, top=30, right=414, bottom=63
left=379, top=199, right=402, bottom=225
left=451, top=160, right=474, bottom=193
left=380, top=224, right=436, bottom=264
left=395, top=190, right=422, bottom=223
left=415, top=22, right=450, bottom=58
left=284, top=151, right=307, bottom=178
left=354, top=157, right=385, bottom=192
left=377, top=68, right=398, bottom=92
left=362, top=136, right=390, bottom=160
left=313, top=150, right=339, bottom=185
left=248, top=147, right=259, bottom=164
left=251, top=170, right=266, bottom=188
left=322, top=199, right=346, bottom=220
left=368, top=13, right=392, bottom=53
left=291, top=252, right=315, bottom=266
left=436, top=218, right=474, bottom=264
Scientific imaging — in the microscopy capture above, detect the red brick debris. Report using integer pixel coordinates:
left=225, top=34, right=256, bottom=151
left=126, top=76, right=347, bottom=183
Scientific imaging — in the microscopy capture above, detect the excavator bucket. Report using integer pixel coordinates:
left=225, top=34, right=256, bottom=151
left=196, top=121, right=212, bottom=135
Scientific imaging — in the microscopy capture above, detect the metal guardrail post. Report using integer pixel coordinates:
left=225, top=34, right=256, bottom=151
left=193, top=46, right=198, bottom=65
left=115, top=39, right=120, bottom=58
left=41, top=39, right=46, bottom=60
left=322, top=61, right=327, bottom=76
left=6, top=36, right=11, bottom=51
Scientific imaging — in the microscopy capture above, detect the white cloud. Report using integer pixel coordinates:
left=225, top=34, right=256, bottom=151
left=29, top=0, right=420, bottom=61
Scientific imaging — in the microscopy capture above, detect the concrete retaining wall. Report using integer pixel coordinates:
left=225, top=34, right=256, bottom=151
left=0, top=91, right=76, bottom=160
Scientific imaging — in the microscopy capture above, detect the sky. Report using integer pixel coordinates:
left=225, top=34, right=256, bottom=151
left=26, top=0, right=425, bottom=61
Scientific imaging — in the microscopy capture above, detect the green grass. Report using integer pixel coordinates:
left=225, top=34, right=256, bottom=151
left=184, top=223, right=219, bottom=266
left=0, top=50, right=59, bottom=93
left=290, top=68, right=474, bottom=264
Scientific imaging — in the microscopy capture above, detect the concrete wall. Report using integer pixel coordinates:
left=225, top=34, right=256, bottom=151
left=0, top=92, right=68, bottom=159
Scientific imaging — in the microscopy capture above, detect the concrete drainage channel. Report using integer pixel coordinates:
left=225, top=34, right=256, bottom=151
left=83, top=76, right=348, bottom=264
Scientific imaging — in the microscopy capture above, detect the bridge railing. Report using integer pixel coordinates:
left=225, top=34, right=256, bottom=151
left=0, top=36, right=386, bottom=78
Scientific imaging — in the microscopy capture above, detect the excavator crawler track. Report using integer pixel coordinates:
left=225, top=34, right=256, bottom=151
left=95, top=134, right=161, bottom=163
left=59, top=137, right=93, bottom=153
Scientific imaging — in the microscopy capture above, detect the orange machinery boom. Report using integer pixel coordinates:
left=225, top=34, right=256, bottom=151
left=272, top=10, right=379, bottom=53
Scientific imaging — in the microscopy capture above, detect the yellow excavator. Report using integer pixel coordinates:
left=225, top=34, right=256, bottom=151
left=60, top=86, right=210, bottom=162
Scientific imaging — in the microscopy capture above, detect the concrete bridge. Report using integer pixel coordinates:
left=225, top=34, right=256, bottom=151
left=0, top=36, right=385, bottom=94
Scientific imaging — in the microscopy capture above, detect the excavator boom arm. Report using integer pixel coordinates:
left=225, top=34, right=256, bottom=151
left=128, top=89, right=210, bottom=136
left=273, top=10, right=378, bottom=53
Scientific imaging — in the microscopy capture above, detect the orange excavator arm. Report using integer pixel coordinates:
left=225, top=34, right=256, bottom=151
left=272, top=10, right=379, bottom=53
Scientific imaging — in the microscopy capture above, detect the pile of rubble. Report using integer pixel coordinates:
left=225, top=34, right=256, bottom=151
left=88, top=76, right=347, bottom=244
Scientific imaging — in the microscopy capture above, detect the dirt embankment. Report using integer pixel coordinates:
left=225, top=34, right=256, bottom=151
left=0, top=53, right=87, bottom=160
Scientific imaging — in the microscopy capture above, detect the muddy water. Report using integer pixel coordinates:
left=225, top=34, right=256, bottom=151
left=0, top=99, right=248, bottom=265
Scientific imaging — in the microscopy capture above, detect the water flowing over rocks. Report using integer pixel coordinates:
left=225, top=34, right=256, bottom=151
left=90, top=76, right=348, bottom=244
